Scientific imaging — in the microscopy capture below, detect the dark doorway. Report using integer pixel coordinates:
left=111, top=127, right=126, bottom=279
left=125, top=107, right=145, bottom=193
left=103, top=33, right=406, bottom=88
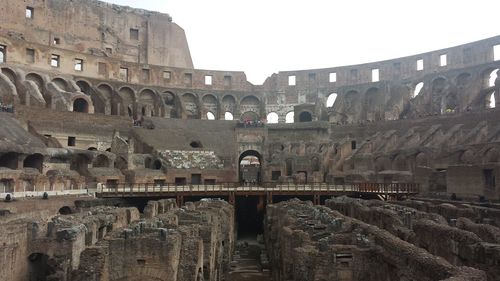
left=175, top=177, right=187, bottom=185
left=73, top=98, right=89, bottom=113
left=298, top=111, right=312, bottom=122
left=235, top=196, right=265, bottom=238
left=23, top=153, right=43, bottom=172
left=191, top=174, right=202, bottom=184
left=28, top=253, right=55, bottom=281
left=239, top=150, right=261, bottom=184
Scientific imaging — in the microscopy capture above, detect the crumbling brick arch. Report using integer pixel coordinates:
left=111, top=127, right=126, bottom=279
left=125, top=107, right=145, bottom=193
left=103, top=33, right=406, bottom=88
left=51, top=77, right=68, bottom=92
left=201, top=93, right=219, bottom=119
left=71, top=95, right=92, bottom=113
left=415, top=152, right=430, bottom=168
left=70, top=153, right=91, bottom=175
left=97, top=83, right=115, bottom=115
left=77, top=79, right=106, bottom=114
left=459, top=149, right=477, bottom=165
left=138, top=88, right=160, bottom=117
left=222, top=94, right=236, bottom=117
left=298, top=110, right=313, bottom=122
left=161, top=91, right=179, bottom=118
left=483, top=147, right=500, bottom=163
left=481, top=67, right=499, bottom=88
left=23, top=153, right=44, bottom=172
left=1, top=67, right=18, bottom=85
left=239, top=95, right=261, bottom=118
left=181, top=92, right=200, bottom=119
left=26, top=72, right=49, bottom=106
left=374, top=156, right=390, bottom=172
left=93, top=154, right=110, bottom=168
left=392, top=154, right=409, bottom=171
left=118, top=86, right=137, bottom=118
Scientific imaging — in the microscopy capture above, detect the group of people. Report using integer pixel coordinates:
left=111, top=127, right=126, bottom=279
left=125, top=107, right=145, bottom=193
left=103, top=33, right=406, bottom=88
left=238, top=117, right=266, bottom=128
left=0, top=102, right=14, bottom=113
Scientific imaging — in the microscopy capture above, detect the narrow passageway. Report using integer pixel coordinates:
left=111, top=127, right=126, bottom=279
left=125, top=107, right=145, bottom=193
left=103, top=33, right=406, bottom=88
left=228, top=238, right=271, bottom=281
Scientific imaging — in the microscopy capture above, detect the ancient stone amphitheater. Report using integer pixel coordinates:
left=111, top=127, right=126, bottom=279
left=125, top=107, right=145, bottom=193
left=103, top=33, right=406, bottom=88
left=0, top=0, right=500, bottom=280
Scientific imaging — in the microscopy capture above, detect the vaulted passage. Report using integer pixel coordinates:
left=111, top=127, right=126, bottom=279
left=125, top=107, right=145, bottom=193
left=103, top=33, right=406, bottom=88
left=239, top=150, right=261, bottom=184
left=73, top=98, right=88, bottom=113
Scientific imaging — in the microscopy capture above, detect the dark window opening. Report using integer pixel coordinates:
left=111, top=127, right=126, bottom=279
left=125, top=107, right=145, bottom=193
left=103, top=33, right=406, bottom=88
left=53, top=37, right=60, bottom=45
left=68, top=136, right=76, bottom=147
left=272, top=171, right=281, bottom=181
left=351, top=140, right=357, bottom=150
left=23, top=153, right=43, bottom=172
left=152, top=160, right=162, bottom=170
left=74, top=59, right=83, bottom=71
left=50, top=54, right=60, bottom=67
left=73, top=98, right=88, bottom=113
left=26, top=48, right=35, bottom=63
left=175, top=177, right=187, bottom=185
left=190, top=141, right=202, bottom=148
left=105, top=47, right=112, bottom=54
left=484, top=169, right=496, bottom=189
left=191, top=174, right=202, bottom=184
left=26, top=7, right=34, bottom=19
left=130, top=28, right=139, bottom=40
left=299, top=111, right=312, bottom=122
left=106, top=179, right=118, bottom=189
left=163, top=71, right=171, bottom=80
left=136, top=259, right=146, bottom=265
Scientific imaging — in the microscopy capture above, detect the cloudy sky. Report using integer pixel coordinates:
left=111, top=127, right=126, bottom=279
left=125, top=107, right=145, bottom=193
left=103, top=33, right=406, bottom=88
left=104, top=0, right=500, bottom=85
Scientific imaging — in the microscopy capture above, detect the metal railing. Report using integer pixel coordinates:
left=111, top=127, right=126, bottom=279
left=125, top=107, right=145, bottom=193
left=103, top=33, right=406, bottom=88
left=97, top=182, right=419, bottom=196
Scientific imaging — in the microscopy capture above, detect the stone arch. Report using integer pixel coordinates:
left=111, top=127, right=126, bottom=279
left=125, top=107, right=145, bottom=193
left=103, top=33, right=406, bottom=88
left=1, top=67, right=18, bottom=85
left=311, top=156, right=320, bottom=172
left=138, top=88, right=158, bottom=117
left=118, top=86, right=136, bottom=117
left=239, top=150, right=261, bottom=183
left=392, top=154, right=408, bottom=171
left=415, top=152, right=430, bottom=168
left=298, top=111, right=312, bottom=122
left=459, top=149, right=476, bottom=164
left=97, top=83, right=114, bottom=115
left=413, top=82, right=424, bottom=98
left=455, top=72, right=471, bottom=88
left=241, top=111, right=259, bottom=121
left=326, top=93, right=338, bottom=107
left=222, top=94, right=236, bottom=114
left=364, top=87, right=381, bottom=121
left=182, top=92, right=200, bottom=118
left=93, top=154, right=110, bottom=168
left=73, top=98, right=89, bottom=113
left=483, top=147, right=500, bottom=163
left=267, top=112, right=279, bottom=123
left=23, top=153, right=43, bottom=172
left=115, top=156, right=128, bottom=170
left=161, top=91, right=179, bottom=118
left=51, top=77, right=68, bottom=91
left=240, top=95, right=260, bottom=116
left=285, top=111, right=294, bottom=123
left=70, top=153, right=91, bottom=174
left=152, top=160, right=162, bottom=170
left=482, top=68, right=499, bottom=88
left=202, top=94, right=218, bottom=119
left=26, top=73, right=45, bottom=98
left=374, top=156, right=390, bottom=172
left=76, top=80, right=91, bottom=95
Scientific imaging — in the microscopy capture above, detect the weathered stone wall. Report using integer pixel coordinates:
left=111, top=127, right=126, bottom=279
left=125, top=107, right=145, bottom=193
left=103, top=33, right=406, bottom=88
left=265, top=199, right=486, bottom=281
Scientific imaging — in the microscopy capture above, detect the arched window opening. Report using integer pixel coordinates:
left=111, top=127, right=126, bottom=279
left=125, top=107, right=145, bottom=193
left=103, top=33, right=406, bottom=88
left=0, top=152, right=19, bottom=169
left=224, top=111, right=233, bottom=120
left=326, top=93, right=337, bottom=107
left=489, top=92, right=496, bottom=108
left=489, top=69, right=499, bottom=87
left=152, top=160, right=162, bottom=170
left=239, top=150, right=261, bottom=184
left=266, top=112, right=279, bottom=123
left=93, top=155, right=110, bottom=168
left=298, top=111, right=312, bottom=122
left=207, top=112, right=215, bottom=120
left=413, top=82, right=424, bottom=98
left=285, top=112, right=294, bottom=123
left=73, top=98, right=88, bottom=113
left=190, top=141, right=203, bottom=148
left=23, top=154, right=43, bottom=172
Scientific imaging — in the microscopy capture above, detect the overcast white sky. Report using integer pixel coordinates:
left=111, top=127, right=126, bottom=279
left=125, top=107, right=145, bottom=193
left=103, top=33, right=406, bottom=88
left=104, top=0, right=500, bottom=85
